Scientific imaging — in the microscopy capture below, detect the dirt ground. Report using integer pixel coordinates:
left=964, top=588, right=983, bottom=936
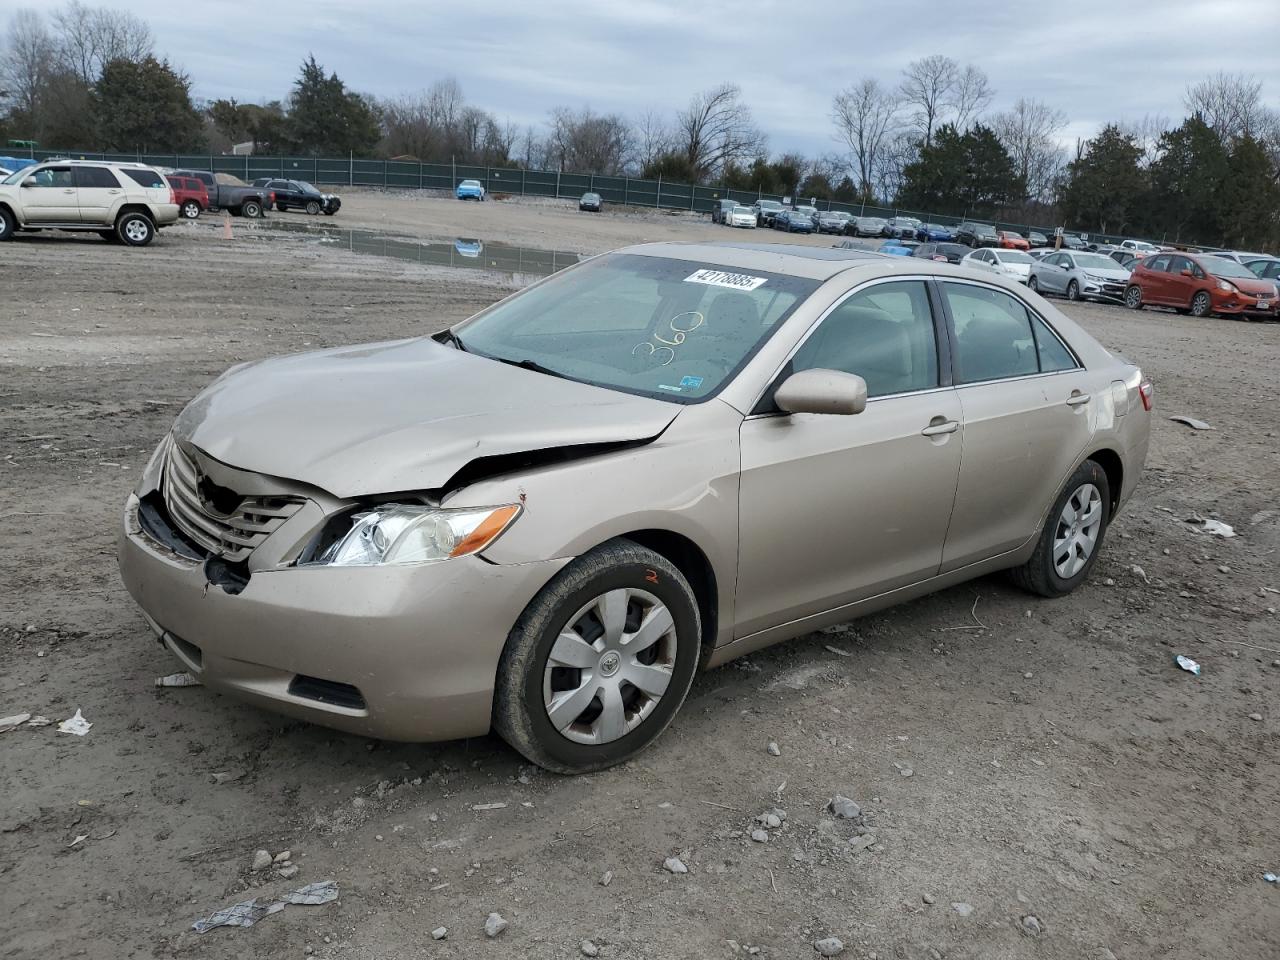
left=1, top=195, right=1278, bottom=960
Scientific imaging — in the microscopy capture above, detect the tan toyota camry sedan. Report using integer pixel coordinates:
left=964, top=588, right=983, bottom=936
left=118, top=242, right=1152, bottom=773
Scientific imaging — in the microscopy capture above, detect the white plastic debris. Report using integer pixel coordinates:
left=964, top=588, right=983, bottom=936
left=1176, top=655, right=1202, bottom=676
left=155, top=672, right=202, bottom=687
left=1186, top=518, right=1236, bottom=538
left=1264, top=872, right=1278, bottom=884
left=471, top=802, right=507, bottom=811
left=58, top=709, right=92, bottom=736
left=191, top=880, right=338, bottom=934
left=0, top=713, right=32, bottom=733
left=1169, top=416, right=1213, bottom=431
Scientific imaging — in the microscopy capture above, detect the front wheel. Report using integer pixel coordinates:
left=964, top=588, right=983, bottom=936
left=1028, top=275, right=1039, bottom=293
left=0, top=206, right=15, bottom=241
left=116, top=212, right=155, bottom=246
left=180, top=200, right=200, bottom=219
left=1066, top=279, right=1080, bottom=301
left=493, top=540, right=701, bottom=774
left=1124, top=284, right=1143, bottom=310
left=241, top=200, right=262, bottom=219
left=1190, top=291, right=1212, bottom=317
left=1012, top=460, right=1111, bottom=598
left=305, top=200, right=320, bottom=215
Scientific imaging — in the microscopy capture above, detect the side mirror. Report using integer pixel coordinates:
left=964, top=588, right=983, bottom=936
left=21, top=179, right=37, bottom=187
left=775, top=369, right=867, bottom=416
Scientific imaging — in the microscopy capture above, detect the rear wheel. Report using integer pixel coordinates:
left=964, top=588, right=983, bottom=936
left=305, top=200, right=320, bottom=215
left=1124, top=284, right=1143, bottom=310
left=116, top=212, right=155, bottom=247
left=1066, top=279, right=1080, bottom=301
left=1190, top=291, right=1212, bottom=317
left=1028, top=275, right=1040, bottom=293
left=1011, top=459, right=1111, bottom=598
left=0, top=206, right=14, bottom=241
left=493, top=540, right=701, bottom=774
left=242, top=199, right=262, bottom=219
left=180, top=200, right=200, bottom=219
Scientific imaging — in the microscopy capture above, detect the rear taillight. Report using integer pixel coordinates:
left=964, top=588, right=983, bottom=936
left=169, top=187, right=176, bottom=204
left=1139, top=379, right=1154, bottom=411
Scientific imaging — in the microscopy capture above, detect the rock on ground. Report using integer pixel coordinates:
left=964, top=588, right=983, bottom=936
left=814, top=936, right=845, bottom=956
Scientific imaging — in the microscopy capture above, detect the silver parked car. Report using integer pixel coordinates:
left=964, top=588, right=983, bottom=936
left=118, top=243, right=1152, bottom=773
left=1029, top=251, right=1132, bottom=302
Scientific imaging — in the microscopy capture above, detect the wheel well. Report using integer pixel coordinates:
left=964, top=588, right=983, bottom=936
left=620, top=530, right=718, bottom=664
left=1088, top=449, right=1124, bottom=512
left=116, top=204, right=154, bottom=223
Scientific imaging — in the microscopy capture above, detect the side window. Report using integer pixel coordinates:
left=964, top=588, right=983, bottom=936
left=1247, top=261, right=1267, bottom=277
left=1031, top=313, right=1077, bottom=372
left=1167, top=255, right=1190, bottom=276
left=790, top=280, right=939, bottom=398
left=120, top=168, right=165, bottom=188
left=1190, top=261, right=1205, bottom=280
left=1147, top=255, right=1171, bottom=272
left=75, top=166, right=120, bottom=188
left=942, top=282, right=1038, bottom=384
left=29, top=166, right=73, bottom=187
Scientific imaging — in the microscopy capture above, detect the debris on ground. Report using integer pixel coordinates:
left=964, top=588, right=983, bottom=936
left=57, top=709, right=92, bottom=736
left=1176, top=655, right=1202, bottom=676
left=600, top=870, right=613, bottom=886
left=0, top=712, right=32, bottom=733
left=952, top=902, right=974, bottom=917
left=1131, top=564, right=1149, bottom=583
left=1185, top=517, right=1236, bottom=538
left=1021, top=915, right=1044, bottom=936
left=484, top=912, right=508, bottom=937
left=472, top=802, right=507, bottom=811
left=823, top=644, right=852, bottom=657
left=210, top=770, right=244, bottom=785
left=580, top=939, right=600, bottom=956
left=1169, top=416, right=1213, bottom=431
left=767, top=741, right=781, bottom=756
left=191, top=880, right=338, bottom=933
left=1263, top=872, right=1278, bottom=884
left=828, top=796, right=861, bottom=820
left=155, top=672, right=201, bottom=687
left=750, top=829, right=769, bottom=843
left=1249, top=713, right=1263, bottom=722
left=250, top=850, right=273, bottom=872
left=431, top=927, right=448, bottom=940
left=814, top=936, right=845, bottom=956
left=663, top=857, right=688, bottom=874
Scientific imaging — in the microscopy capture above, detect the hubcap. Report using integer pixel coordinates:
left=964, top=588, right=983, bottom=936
left=124, top=219, right=148, bottom=242
left=1052, top=483, right=1103, bottom=579
left=542, top=587, right=677, bottom=746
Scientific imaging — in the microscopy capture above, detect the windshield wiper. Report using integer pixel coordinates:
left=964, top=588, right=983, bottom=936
left=439, top=328, right=468, bottom=352
left=490, top=355, right=570, bottom=380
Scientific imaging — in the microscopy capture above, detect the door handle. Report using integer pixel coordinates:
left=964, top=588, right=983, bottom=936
left=107, top=189, right=120, bottom=194
left=921, top=419, right=959, bottom=437
left=63, top=189, right=75, bottom=194
left=1065, top=392, right=1091, bottom=406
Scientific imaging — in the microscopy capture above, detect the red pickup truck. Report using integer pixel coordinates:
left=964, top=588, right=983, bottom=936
left=165, top=175, right=210, bottom=220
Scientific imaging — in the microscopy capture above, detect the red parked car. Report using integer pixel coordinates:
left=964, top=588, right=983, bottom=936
left=997, top=230, right=1030, bottom=251
left=1124, top=252, right=1277, bottom=319
left=165, top=175, right=209, bottom=220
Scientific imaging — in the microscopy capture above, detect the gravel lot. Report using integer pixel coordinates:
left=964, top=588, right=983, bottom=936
left=2, top=196, right=1278, bottom=960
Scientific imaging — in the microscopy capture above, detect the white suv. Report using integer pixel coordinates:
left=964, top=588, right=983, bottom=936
left=0, top=160, right=180, bottom=246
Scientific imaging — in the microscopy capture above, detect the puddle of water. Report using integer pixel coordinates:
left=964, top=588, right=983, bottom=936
left=256, top=220, right=581, bottom=278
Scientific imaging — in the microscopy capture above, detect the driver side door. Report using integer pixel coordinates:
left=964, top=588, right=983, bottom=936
left=19, top=166, right=80, bottom=222
left=735, top=278, right=964, bottom=638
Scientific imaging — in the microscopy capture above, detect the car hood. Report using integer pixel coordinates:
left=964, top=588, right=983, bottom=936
left=1223, top=276, right=1277, bottom=296
left=1080, top=267, right=1131, bottom=281
left=172, top=338, right=681, bottom=498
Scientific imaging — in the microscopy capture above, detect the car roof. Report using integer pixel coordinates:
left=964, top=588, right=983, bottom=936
left=621, top=241, right=899, bottom=280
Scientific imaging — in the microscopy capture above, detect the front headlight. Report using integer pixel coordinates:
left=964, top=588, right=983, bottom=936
left=313, top=504, right=520, bottom=566
left=1083, top=273, right=1105, bottom=283
left=1217, top=279, right=1236, bottom=292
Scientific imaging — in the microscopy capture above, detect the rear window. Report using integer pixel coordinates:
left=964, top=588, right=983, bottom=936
left=120, top=168, right=165, bottom=188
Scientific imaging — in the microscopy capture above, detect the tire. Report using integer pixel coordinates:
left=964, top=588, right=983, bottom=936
left=1028, top=275, right=1039, bottom=293
left=276, top=203, right=288, bottom=212
left=1011, top=459, right=1111, bottom=598
left=0, top=206, right=14, bottom=241
left=1124, top=284, right=1143, bottom=310
left=1190, top=291, right=1212, bottom=317
left=305, top=200, right=320, bottom=215
left=1066, top=279, right=1080, bottom=301
left=116, top=211, right=155, bottom=247
left=180, top=200, right=200, bottom=220
left=241, top=200, right=262, bottom=219
left=493, top=540, right=702, bottom=774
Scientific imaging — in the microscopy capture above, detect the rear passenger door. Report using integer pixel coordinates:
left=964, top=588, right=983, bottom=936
left=938, top=280, right=1095, bottom=571
left=74, top=165, right=124, bottom=223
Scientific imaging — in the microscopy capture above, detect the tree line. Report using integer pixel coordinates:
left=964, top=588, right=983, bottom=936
left=2, top=4, right=1278, bottom=248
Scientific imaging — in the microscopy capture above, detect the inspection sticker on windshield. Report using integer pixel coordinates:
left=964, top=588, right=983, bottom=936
left=684, top=269, right=767, bottom=291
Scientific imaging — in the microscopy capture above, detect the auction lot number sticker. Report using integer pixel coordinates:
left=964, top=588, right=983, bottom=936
left=684, top=269, right=768, bottom=291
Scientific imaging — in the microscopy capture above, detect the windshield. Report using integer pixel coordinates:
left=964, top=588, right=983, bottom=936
left=975, top=225, right=996, bottom=236
left=732, top=206, right=752, bottom=214
left=994, top=250, right=1033, bottom=264
left=298, top=181, right=320, bottom=193
left=1075, top=253, right=1119, bottom=270
left=456, top=253, right=818, bottom=403
left=758, top=201, right=781, bottom=210
left=1204, top=257, right=1256, bottom=279
left=1, top=168, right=24, bottom=185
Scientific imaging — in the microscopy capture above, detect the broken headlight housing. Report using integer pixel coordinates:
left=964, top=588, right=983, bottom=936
left=310, top=504, right=520, bottom=567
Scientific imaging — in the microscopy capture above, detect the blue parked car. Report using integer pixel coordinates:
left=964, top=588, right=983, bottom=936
left=915, top=222, right=956, bottom=242
left=775, top=210, right=814, bottom=234
left=878, top=239, right=916, bottom=257
left=455, top=179, right=486, bottom=201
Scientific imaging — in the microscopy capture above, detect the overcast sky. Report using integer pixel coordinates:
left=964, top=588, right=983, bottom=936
left=62, top=0, right=1280, bottom=154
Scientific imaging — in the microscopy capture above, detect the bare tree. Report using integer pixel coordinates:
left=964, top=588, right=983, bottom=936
left=1118, top=113, right=1170, bottom=168
left=874, top=130, right=918, bottom=203
left=676, top=82, right=766, bottom=179
left=831, top=78, right=900, bottom=200
left=634, top=108, right=672, bottom=172
left=1, top=9, right=55, bottom=119
left=991, top=98, right=1068, bottom=202
left=1184, top=72, right=1269, bottom=140
left=899, top=55, right=958, bottom=146
left=947, top=64, right=994, bottom=131
left=547, top=106, right=633, bottom=174
left=52, top=1, right=152, bottom=83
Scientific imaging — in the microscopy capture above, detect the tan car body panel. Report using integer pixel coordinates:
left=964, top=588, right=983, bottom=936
left=118, top=242, right=1150, bottom=741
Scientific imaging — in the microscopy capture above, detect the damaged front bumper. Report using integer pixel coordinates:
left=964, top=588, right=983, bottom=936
left=117, top=488, right=566, bottom=742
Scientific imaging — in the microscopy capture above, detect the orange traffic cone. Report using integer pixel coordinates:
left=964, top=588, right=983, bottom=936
left=223, top=213, right=232, bottom=240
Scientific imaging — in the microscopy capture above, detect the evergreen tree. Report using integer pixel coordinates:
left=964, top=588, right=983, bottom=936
left=1148, top=115, right=1229, bottom=244
left=93, top=56, right=203, bottom=151
left=898, top=123, right=1020, bottom=213
left=1058, top=125, right=1144, bottom=233
left=284, top=55, right=381, bottom=156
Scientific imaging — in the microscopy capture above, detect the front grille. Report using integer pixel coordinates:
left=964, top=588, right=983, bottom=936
left=162, top=442, right=303, bottom=562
